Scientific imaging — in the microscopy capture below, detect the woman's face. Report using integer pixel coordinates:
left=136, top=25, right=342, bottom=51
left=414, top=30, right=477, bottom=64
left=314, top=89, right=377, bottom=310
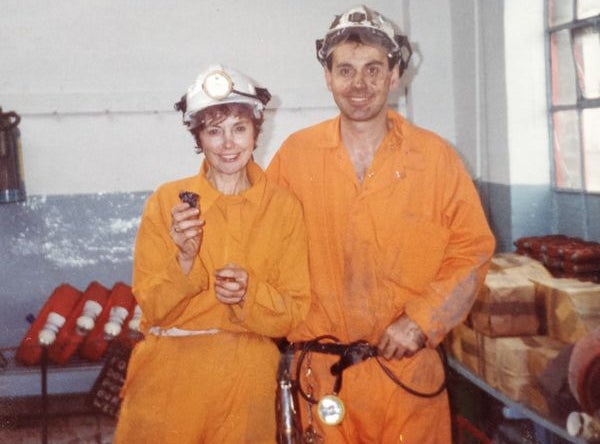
left=198, top=114, right=256, bottom=176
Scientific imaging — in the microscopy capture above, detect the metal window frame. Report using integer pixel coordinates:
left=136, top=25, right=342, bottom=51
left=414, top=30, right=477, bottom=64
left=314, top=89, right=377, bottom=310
left=544, top=0, right=600, bottom=194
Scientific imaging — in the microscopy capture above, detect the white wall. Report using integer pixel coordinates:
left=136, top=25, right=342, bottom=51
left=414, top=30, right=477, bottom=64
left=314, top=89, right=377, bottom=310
left=406, top=0, right=456, bottom=145
left=1, top=0, right=462, bottom=196
left=504, top=0, right=550, bottom=186
left=449, top=0, right=481, bottom=178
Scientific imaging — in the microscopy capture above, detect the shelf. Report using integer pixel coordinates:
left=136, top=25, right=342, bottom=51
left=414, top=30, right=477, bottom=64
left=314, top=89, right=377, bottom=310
left=448, top=356, right=586, bottom=444
left=0, top=349, right=103, bottom=398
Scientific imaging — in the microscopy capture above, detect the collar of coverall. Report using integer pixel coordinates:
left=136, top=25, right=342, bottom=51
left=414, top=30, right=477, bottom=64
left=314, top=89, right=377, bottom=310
left=197, top=159, right=266, bottom=211
left=317, top=111, right=407, bottom=147
left=317, top=111, right=426, bottom=171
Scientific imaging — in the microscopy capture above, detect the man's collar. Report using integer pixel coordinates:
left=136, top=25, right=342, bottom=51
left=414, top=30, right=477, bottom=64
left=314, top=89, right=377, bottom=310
left=317, top=110, right=407, bottom=149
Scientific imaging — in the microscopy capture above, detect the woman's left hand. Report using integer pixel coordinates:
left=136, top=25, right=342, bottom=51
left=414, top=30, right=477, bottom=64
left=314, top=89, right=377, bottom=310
left=214, top=263, right=248, bottom=306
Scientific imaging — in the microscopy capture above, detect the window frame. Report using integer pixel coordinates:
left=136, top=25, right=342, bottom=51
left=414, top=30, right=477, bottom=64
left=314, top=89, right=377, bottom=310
left=545, top=1, right=600, bottom=194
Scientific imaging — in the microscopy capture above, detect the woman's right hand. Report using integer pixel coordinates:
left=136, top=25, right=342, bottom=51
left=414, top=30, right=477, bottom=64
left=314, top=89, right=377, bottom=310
left=170, top=202, right=205, bottom=273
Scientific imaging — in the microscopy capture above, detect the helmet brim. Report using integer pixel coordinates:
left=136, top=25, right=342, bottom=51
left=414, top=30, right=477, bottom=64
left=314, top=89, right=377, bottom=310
left=316, top=26, right=400, bottom=65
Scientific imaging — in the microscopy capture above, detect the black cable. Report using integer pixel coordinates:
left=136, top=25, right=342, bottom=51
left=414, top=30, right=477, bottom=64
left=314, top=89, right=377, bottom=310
left=374, top=345, right=447, bottom=398
left=294, top=335, right=340, bottom=404
left=293, top=337, right=448, bottom=402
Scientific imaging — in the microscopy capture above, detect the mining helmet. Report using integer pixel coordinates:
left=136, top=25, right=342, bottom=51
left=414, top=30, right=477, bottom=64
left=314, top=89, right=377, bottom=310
left=316, top=5, right=412, bottom=76
left=174, top=64, right=271, bottom=131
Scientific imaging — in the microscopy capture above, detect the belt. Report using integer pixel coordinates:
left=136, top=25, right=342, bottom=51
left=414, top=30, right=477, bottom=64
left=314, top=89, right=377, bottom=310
left=148, top=327, right=221, bottom=337
left=291, top=336, right=377, bottom=400
left=293, top=337, right=377, bottom=376
left=291, top=335, right=447, bottom=400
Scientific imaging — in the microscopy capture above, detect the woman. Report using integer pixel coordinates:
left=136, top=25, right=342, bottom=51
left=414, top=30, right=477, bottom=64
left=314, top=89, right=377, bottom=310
left=114, top=64, right=311, bottom=443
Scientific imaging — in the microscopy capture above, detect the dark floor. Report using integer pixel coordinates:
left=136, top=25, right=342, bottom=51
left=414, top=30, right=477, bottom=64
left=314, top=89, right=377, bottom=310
left=0, top=393, right=117, bottom=444
left=0, top=413, right=116, bottom=444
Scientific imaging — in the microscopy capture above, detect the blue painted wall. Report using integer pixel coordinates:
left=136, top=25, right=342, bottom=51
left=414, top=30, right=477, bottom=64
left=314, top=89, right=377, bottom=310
left=487, top=183, right=600, bottom=252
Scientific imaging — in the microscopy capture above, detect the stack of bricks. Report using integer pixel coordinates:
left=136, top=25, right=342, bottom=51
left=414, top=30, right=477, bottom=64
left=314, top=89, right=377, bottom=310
left=514, top=235, right=600, bottom=283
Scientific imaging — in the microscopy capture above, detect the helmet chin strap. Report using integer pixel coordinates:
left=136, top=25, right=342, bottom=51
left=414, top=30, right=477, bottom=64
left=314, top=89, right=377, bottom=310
left=193, top=134, right=203, bottom=154
left=232, top=86, right=271, bottom=106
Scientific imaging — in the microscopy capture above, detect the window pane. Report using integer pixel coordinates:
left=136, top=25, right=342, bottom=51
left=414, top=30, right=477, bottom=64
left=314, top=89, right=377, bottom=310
left=582, top=108, right=600, bottom=192
left=553, top=110, right=582, bottom=189
left=577, top=0, right=600, bottom=19
left=549, top=0, right=574, bottom=26
left=574, top=26, right=600, bottom=99
left=550, top=30, right=578, bottom=105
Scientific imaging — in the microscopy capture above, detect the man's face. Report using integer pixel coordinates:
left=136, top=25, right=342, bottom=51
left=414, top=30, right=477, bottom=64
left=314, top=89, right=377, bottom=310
left=325, top=41, right=399, bottom=123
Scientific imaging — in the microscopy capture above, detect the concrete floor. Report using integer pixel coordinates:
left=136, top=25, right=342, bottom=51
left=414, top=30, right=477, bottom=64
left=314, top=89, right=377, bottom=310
left=0, top=392, right=117, bottom=444
left=0, top=413, right=116, bottom=444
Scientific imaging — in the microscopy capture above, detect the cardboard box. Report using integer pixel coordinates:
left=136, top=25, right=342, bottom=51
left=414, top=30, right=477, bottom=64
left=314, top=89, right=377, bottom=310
left=526, top=336, right=567, bottom=379
left=470, top=271, right=540, bottom=337
left=495, top=336, right=554, bottom=403
left=533, top=277, right=600, bottom=343
left=444, top=327, right=462, bottom=361
left=490, top=253, right=553, bottom=281
left=452, top=322, right=568, bottom=410
left=457, top=323, right=500, bottom=389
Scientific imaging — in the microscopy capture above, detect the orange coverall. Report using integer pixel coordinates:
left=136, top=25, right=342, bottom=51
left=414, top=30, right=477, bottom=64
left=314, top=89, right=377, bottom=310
left=267, top=110, right=495, bottom=443
left=114, top=161, right=310, bottom=444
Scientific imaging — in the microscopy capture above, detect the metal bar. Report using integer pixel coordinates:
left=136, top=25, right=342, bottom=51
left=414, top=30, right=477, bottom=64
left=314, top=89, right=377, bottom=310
left=448, top=357, right=587, bottom=443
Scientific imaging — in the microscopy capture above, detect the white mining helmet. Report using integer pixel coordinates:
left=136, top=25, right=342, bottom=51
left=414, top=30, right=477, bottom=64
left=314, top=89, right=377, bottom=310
left=175, top=64, right=271, bottom=132
left=316, top=5, right=412, bottom=77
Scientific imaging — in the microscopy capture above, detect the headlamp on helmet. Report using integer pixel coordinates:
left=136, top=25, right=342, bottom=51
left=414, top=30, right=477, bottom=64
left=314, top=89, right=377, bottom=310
left=174, top=64, right=271, bottom=131
left=202, top=70, right=234, bottom=100
left=316, top=5, right=412, bottom=77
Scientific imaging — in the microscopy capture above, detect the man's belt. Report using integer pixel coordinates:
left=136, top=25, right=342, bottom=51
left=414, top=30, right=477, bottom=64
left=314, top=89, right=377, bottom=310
left=292, top=337, right=378, bottom=377
left=290, top=335, right=447, bottom=399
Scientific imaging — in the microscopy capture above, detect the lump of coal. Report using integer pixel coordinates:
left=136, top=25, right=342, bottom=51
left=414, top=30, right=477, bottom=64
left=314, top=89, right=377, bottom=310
left=178, top=191, right=199, bottom=208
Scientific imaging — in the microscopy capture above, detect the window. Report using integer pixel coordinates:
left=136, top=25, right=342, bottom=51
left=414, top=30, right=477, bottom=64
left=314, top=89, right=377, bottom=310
left=546, top=0, right=600, bottom=192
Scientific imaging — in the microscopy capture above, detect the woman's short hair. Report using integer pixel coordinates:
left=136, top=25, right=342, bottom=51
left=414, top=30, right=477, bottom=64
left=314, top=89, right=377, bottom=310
left=193, top=103, right=264, bottom=142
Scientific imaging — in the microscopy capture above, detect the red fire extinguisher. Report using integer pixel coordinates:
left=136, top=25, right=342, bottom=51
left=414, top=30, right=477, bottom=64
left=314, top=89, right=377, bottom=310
left=0, top=107, right=26, bottom=203
left=15, top=284, right=83, bottom=366
left=79, top=282, right=137, bottom=362
left=48, top=281, right=110, bottom=365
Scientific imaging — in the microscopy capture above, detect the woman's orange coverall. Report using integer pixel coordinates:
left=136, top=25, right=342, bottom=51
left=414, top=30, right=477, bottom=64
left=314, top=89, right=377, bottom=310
left=114, top=161, right=310, bottom=444
left=267, top=111, right=496, bottom=443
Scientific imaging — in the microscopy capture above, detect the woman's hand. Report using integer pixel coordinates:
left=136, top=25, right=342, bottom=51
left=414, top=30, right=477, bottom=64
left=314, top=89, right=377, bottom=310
left=170, top=202, right=205, bottom=273
left=214, top=263, right=248, bottom=306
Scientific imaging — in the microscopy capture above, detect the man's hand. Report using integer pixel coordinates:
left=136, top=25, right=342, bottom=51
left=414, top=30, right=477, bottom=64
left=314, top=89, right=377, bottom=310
left=377, top=315, right=426, bottom=360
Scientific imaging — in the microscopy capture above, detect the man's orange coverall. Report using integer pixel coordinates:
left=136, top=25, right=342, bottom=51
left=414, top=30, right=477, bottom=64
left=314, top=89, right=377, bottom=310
left=267, top=110, right=495, bottom=443
left=114, top=161, right=310, bottom=444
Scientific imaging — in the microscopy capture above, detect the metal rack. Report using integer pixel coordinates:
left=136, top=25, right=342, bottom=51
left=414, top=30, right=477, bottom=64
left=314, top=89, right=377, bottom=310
left=0, top=348, right=102, bottom=398
left=448, top=356, right=587, bottom=444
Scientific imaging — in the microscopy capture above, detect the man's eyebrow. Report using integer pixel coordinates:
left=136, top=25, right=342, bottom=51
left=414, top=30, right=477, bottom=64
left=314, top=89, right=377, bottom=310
left=334, top=62, right=354, bottom=68
left=365, top=60, right=385, bottom=66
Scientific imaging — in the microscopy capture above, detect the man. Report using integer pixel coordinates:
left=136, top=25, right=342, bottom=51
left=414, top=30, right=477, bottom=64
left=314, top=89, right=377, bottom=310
left=267, top=5, right=495, bottom=443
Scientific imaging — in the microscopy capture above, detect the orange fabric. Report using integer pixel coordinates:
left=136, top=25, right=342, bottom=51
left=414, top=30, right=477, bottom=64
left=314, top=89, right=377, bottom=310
left=267, top=110, right=495, bottom=443
left=114, top=160, right=310, bottom=444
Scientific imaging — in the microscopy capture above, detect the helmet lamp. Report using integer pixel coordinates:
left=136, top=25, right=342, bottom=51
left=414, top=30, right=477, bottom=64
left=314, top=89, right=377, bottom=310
left=175, top=64, right=271, bottom=132
left=202, top=70, right=234, bottom=100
